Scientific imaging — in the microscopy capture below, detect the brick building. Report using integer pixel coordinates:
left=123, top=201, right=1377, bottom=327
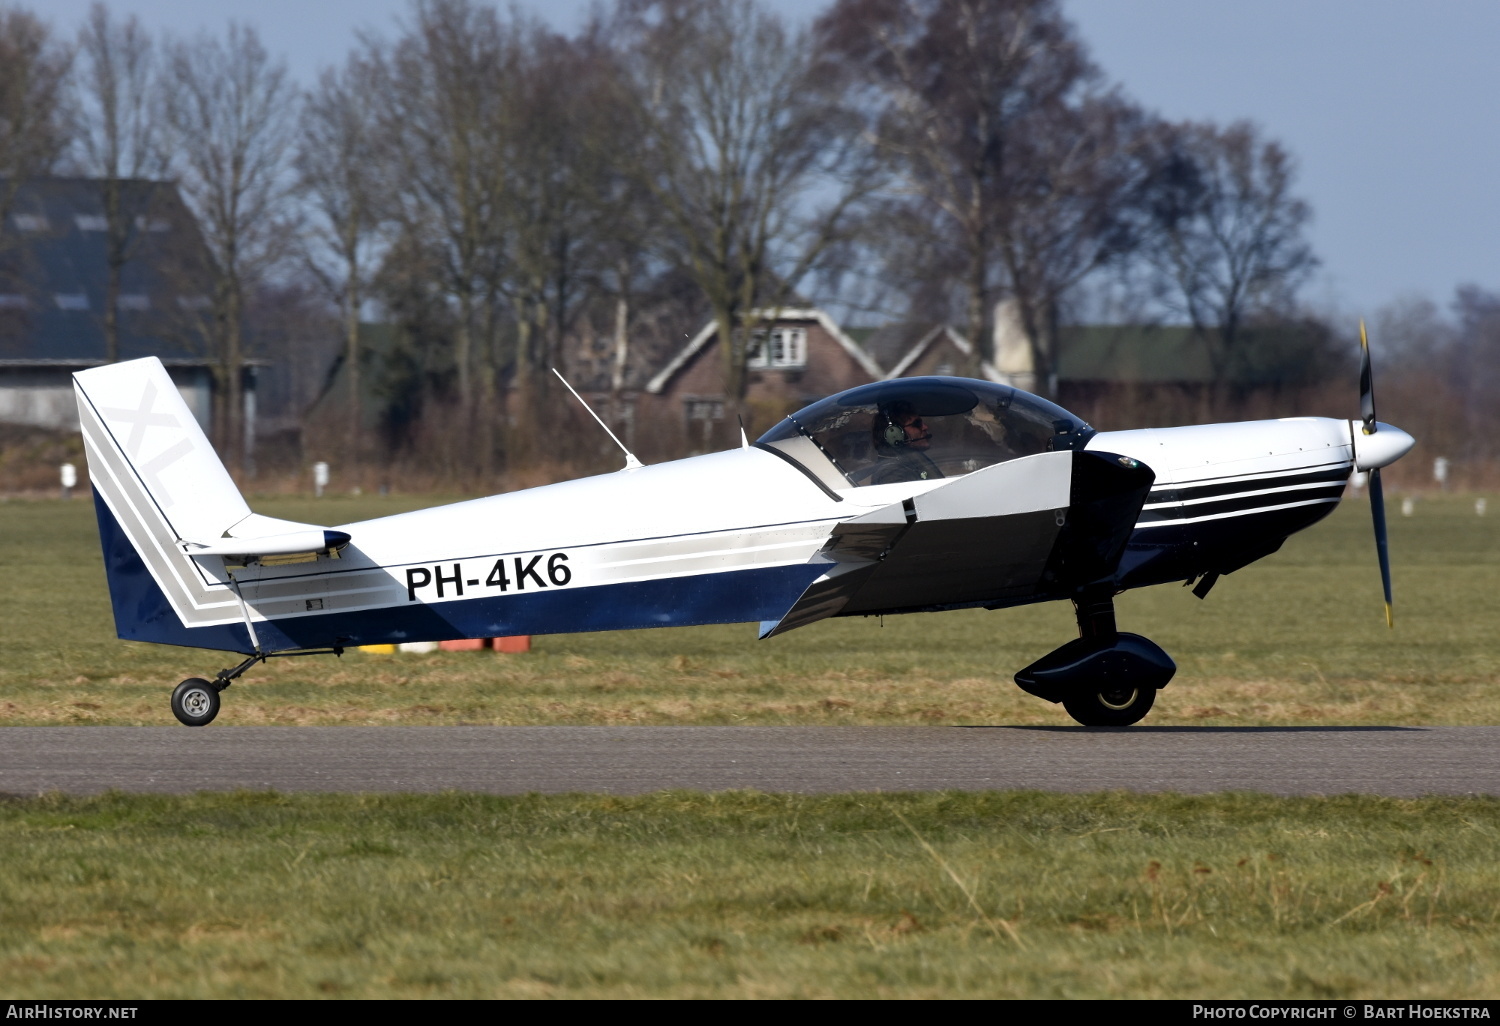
left=641, top=308, right=883, bottom=453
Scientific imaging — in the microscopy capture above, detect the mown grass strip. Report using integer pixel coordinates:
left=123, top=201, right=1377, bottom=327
left=2, top=790, right=1498, bottom=998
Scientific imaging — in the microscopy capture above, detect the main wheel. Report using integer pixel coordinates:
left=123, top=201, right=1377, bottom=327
left=1062, top=684, right=1156, bottom=727
left=171, top=678, right=221, bottom=727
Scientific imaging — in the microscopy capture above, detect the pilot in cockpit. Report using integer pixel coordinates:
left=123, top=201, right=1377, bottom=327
left=868, top=400, right=944, bottom=485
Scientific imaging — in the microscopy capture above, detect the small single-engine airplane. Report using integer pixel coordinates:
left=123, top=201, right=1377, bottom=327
left=72, top=329, right=1413, bottom=727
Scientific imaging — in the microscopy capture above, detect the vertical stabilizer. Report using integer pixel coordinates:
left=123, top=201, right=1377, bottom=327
left=74, top=358, right=249, bottom=541
left=74, top=357, right=255, bottom=650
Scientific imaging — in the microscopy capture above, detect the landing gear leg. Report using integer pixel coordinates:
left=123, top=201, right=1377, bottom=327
left=1063, top=590, right=1159, bottom=726
left=1073, top=588, right=1117, bottom=642
left=168, top=648, right=343, bottom=726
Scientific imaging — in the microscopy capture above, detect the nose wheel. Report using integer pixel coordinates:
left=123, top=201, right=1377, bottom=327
left=171, top=677, right=222, bottom=726
left=1061, top=684, right=1157, bottom=727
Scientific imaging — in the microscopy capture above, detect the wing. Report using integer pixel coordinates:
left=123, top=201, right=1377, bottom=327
left=759, top=449, right=1154, bottom=638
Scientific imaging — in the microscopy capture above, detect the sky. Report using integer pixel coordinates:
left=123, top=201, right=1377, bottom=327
left=39, top=0, right=1500, bottom=321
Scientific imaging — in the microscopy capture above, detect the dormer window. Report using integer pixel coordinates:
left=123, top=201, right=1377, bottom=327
left=747, top=326, right=806, bottom=369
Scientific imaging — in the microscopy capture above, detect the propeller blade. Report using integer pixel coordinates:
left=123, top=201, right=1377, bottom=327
left=1359, top=320, right=1377, bottom=434
left=1368, top=466, right=1393, bottom=628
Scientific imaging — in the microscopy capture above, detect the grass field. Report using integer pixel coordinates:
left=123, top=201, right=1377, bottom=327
left=1, top=790, right=1497, bottom=999
left=2, top=491, right=1499, bottom=727
left=3, top=495, right=1500, bottom=999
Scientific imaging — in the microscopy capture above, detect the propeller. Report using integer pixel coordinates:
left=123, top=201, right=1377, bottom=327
left=1359, top=320, right=1394, bottom=628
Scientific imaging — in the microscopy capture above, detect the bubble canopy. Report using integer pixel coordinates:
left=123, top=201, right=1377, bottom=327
left=756, top=377, right=1095, bottom=489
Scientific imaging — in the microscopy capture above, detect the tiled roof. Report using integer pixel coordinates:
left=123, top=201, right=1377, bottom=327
left=1056, top=325, right=1330, bottom=385
left=0, top=177, right=217, bottom=365
left=854, top=322, right=935, bottom=371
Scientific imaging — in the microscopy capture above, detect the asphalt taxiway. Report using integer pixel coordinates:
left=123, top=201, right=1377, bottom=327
left=1, top=725, right=1496, bottom=797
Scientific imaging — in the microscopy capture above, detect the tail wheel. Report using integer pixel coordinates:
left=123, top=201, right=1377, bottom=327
left=171, top=678, right=221, bottom=727
left=1062, top=684, right=1156, bottom=727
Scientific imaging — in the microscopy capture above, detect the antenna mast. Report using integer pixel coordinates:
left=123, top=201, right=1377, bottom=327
left=551, top=368, right=643, bottom=470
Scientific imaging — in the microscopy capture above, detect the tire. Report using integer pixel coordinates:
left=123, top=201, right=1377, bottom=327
left=1062, top=684, right=1156, bottom=727
left=171, top=678, right=221, bottom=727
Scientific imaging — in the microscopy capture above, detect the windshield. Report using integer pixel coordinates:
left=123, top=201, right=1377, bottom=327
left=757, top=377, right=1094, bottom=489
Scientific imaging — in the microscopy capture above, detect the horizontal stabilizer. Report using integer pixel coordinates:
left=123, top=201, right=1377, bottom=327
left=181, top=528, right=351, bottom=559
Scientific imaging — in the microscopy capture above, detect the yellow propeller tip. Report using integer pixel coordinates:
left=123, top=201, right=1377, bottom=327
left=1385, top=604, right=1393, bottom=629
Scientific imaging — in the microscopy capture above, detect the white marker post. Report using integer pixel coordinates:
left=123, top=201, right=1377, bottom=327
left=59, top=462, right=77, bottom=501
left=312, top=461, right=330, bottom=499
left=1434, top=457, right=1450, bottom=493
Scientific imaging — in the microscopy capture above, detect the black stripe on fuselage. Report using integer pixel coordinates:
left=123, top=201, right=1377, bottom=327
left=1145, top=464, right=1352, bottom=506
left=1138, top=484, right=1347, bottom=523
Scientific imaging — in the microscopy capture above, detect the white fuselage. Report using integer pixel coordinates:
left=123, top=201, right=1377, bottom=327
left=225, top=416, right=1368, bottom=634
left=75, top=358, right=1413, bottom=655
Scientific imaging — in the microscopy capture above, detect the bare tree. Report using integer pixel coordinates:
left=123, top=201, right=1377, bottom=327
left=368, top=0, right=515, bottom=465
left=819, top=0, right=1140, bottom=390
left=594, top=111, right=658, bottom=405
left=506, top=15, right=667, bottom=448
left=498, top=26, right=613, bottom=463
left=990, top=94, right=1149, bottom=389
left=71, top=2, right=169, bottom=363
left=616, top=0, right=878, bottom=421
left=366, top=2, right=649, bottom=470
left=0, top=6, right=71, bottom=224
left=160, top=22, right=296, bottom=470
left=367, top=222, right=457, bottom=461
left=1140, top=119, right=1317, bottom=388
left=297, top=54, right=385, bottom=460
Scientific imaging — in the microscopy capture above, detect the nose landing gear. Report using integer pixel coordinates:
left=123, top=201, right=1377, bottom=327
left=1014, top=589, right=1175, bottom=727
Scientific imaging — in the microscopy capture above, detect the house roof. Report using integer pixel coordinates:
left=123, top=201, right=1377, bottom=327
left=850, top=322, right=917, bottom=371
left=884, top=325, right=974, bottom=378
left=645, top=307, right=884, bottom=394
left=0, top=177, right=217, bottom=365
left=1054, top=326, right=1212, bottom=383
left=638, top=303, right=1337, bottom=402
left=865, top=321, right=1012, bottom=383
left=876, top=322, right=1327, bottom=387
left=1054, top=324, right=1332, bottom=386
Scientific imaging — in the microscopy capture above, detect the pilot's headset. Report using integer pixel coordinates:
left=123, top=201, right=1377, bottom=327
left=873, top=403, right=914, bottom=453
